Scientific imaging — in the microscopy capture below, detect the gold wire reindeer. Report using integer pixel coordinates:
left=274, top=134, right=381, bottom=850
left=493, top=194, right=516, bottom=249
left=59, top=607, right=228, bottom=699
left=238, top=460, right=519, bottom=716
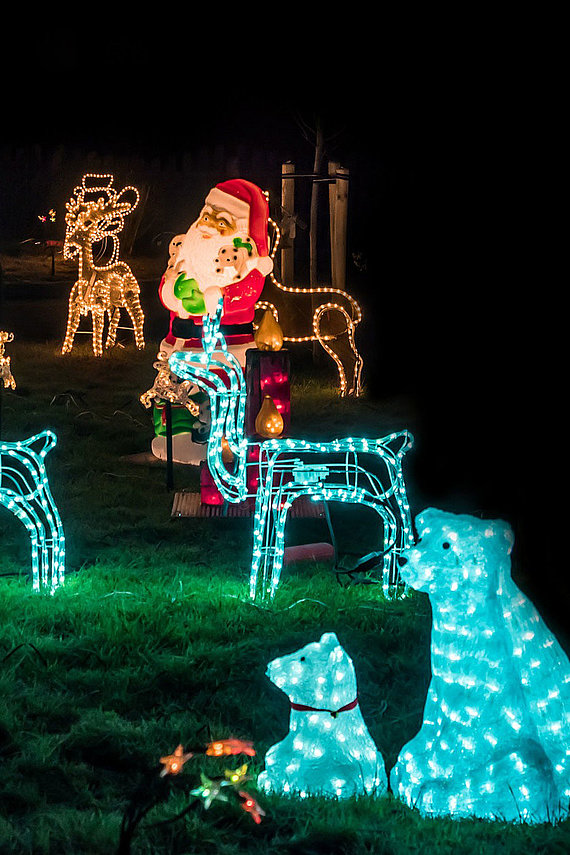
left=0, top=331, right=16, bottom=390
left=255, top=217, right=364, bottom=397
left=62, top=173, right=145, bottom=357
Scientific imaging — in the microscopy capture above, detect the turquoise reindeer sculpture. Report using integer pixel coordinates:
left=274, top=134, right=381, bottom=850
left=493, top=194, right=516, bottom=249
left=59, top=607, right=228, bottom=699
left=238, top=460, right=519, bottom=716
left=169, top=303, right=414, bottom=602
left=0, top=430, right=65, bottom=592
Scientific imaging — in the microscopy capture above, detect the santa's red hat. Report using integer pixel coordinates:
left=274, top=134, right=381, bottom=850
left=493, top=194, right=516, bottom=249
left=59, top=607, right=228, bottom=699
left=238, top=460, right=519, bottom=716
left=205, top=178, right=271, bottom=259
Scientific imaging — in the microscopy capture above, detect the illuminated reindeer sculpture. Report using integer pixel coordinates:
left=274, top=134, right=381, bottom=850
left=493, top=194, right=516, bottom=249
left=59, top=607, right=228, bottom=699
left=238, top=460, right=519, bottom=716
left=169, top=303, right=414, bottom=602
left=0, top=431, right=65, bottom=592
left=62, top=174, right=145, bottom=356
left=255, top=217, right=364, bottom=397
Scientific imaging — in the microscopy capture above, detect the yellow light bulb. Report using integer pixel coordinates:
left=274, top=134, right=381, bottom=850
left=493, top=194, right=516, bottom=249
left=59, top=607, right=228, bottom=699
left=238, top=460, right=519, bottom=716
left=255, top=395, right=284, bottom=439
left=254, top=309, right=284, bottom=351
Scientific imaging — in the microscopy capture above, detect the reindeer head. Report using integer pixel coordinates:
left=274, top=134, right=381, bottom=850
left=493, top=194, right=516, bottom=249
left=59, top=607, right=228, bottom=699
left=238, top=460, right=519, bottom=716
left=63, top=174, right=139, bottom=261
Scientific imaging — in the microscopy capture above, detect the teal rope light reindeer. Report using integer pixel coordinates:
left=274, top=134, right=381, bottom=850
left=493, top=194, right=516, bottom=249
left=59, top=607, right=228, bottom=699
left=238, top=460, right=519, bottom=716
left=0, top=431, right=65, bottom=592
left=169, top=303, right=414, bottom=602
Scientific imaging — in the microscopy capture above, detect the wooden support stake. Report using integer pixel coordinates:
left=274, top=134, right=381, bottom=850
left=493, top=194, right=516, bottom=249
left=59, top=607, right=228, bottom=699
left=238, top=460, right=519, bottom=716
left=330, top=164, right=349, bottom=292
left=281, top=162, right=295, bottom=287
left=328, top=161, right=340, bottom=287
left=165, top=401, right=174, bottom=491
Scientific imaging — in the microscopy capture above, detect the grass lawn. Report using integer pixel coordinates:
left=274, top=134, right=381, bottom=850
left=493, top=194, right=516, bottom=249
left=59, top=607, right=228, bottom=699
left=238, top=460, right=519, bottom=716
left=0, top=335, right=569, bottom=854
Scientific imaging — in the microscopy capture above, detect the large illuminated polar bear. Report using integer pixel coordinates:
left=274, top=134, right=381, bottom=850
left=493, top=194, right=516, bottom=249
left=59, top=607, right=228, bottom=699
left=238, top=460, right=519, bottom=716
left=258, top=632, right=387, bottom=799
left=391, top=508, right=570, bottom=823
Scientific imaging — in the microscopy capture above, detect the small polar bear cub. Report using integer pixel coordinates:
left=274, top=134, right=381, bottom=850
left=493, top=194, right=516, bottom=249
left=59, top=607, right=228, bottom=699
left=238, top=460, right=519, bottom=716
left=391, top=507, right=570, bottom=823
left=258, top=632, right=387, bottom=799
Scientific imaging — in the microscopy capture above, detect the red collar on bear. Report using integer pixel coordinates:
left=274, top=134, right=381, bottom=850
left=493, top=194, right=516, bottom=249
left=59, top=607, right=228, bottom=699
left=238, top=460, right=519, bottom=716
left=290, top=697, right=359, bottom=718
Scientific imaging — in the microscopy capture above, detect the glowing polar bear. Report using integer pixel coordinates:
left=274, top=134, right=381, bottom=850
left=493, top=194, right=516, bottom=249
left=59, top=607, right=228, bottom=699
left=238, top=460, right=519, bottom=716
left=258, top=632, right=387, bottom=799
left=391, top=508, right=570, bottom=823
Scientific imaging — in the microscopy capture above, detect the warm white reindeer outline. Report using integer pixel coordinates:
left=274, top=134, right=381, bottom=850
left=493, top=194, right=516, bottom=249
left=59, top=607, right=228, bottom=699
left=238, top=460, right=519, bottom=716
left=169, top=303, right=414, bottom=602
left=255, top=216, right=364, bottom=397
left=0, top=431, right=65, bottom=592
left=62, top=174, right=145, bottom=357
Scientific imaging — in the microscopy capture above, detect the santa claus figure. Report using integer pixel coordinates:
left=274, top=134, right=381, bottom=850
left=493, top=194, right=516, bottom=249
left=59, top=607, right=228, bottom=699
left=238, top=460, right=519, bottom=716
left=148, top=178, right=273, bottom=464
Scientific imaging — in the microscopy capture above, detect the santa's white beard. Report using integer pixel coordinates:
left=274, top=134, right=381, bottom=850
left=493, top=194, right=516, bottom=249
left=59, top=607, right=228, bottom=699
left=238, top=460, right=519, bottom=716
left=176, top=225, right=237, bottom=290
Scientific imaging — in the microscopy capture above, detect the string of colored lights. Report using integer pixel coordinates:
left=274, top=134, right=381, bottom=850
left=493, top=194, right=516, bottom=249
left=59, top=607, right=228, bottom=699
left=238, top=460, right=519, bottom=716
left=169, top=302, right=414, bottom=602
left=253, top=215, right=364, bottom=396
left=62, top=174, right=145, bottom=357
left=0, top=431, right=65, bottom=592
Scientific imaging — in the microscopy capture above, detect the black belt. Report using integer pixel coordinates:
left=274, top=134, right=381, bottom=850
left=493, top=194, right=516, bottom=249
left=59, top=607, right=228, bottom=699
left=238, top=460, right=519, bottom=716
left=172, top=317, right=253, bottom=339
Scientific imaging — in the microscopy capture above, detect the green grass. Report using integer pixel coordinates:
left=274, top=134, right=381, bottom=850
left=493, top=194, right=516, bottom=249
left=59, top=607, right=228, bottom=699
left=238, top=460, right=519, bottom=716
left=0, top=339, right=569, bottom=854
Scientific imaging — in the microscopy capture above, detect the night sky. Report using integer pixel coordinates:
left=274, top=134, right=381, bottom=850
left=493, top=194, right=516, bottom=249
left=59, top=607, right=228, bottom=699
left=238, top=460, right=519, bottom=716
left=2, top=24, right=565, bottom=627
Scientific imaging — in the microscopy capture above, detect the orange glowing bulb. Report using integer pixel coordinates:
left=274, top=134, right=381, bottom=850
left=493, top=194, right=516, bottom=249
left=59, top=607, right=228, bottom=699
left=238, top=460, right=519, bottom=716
left=221, top=435, right=234, bottom=465
left=254, top=309, right=283, bottom=351
left=255, top=396, right=284, bottom=439
left=159, top=744, right=193, bottom=776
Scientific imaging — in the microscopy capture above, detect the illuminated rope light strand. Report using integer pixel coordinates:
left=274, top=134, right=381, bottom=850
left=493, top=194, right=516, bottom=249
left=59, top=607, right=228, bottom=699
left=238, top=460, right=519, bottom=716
left=0, top=431, right=65, bottom=592
left=170, top=302, right=413, bottom=602
left=254, top=216, right=364, bottom=396
left=62, top=174, right=145, bottom=357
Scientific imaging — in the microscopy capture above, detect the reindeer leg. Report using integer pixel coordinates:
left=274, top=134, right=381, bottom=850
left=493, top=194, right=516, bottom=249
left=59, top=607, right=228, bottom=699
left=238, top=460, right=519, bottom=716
left=92, top=310, right=105, bottom=357
left=250, top=483, right=274, bottom=601
left=267, top=500, right=289, bottom=601
left=36, top=482, right=66, bottom=591
left=125, top=291, right=145, bottom=349
left=106, top=307, right=121, bottom=349
left=62, top=285, right=82, bottom=354
left=3, top=498, right=44, bottom=591
left=251, top=483, right=286, bottom=602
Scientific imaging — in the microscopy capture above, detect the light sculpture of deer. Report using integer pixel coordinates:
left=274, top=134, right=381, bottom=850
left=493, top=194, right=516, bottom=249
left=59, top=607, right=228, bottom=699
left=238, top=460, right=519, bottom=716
left=1, top=331, right=16, bottom=390
left=62, top=174, right=145, bottom=357
left=255, top=216, right=364, bottom=397
left=169, top=303, right=414, bottom=602
left=0, top=431, right=65, bottom=592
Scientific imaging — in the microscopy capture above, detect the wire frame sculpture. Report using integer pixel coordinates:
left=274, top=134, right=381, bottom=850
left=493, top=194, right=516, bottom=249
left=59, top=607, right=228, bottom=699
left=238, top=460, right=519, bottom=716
left=169, top=303, right=414, bottom=602
left=62, top=173, right=145, bottom=356
left=0, top=431, right=65, bottom=592
left=1, top=331, right=16, bottom=390
left=254, top=217, right=364, bottom=397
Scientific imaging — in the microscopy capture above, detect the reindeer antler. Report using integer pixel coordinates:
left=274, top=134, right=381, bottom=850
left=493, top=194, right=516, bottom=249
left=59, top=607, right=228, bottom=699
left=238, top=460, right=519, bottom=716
left=65, top=174, right=139, bottom=230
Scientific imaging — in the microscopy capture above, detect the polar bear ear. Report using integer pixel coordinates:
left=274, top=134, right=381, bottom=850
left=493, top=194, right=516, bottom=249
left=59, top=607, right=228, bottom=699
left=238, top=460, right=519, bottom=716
left=483, top=519, right=514, bottom=555
left=414, top=507, right=438, bottom=535
left=319, top=632, right=339, bottom=648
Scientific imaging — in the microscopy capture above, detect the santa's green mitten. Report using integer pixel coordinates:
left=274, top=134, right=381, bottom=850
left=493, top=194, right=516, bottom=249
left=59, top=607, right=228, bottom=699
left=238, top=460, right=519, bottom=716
left=173, top=273, right=207, bottom=315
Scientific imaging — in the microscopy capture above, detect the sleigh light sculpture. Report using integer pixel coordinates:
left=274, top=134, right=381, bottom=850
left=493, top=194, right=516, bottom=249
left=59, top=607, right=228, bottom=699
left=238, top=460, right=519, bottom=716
left=62, top=173, right=145, bottom=357
left=0, top=431, right=65, bottom=592
left=169, top=302, right=414, bottom=602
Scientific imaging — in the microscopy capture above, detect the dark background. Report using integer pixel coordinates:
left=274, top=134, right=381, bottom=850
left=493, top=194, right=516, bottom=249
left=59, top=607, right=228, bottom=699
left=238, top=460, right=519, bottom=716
left=1, top=23, right=565, bottom=629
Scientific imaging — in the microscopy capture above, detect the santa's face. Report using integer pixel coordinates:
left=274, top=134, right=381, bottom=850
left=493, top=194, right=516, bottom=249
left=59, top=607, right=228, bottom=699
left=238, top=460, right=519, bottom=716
left=195, top=204, right=238, bottom=238
left=177, top=218, right=243, bottom=290
left=159, top=190, right=272, bottom=318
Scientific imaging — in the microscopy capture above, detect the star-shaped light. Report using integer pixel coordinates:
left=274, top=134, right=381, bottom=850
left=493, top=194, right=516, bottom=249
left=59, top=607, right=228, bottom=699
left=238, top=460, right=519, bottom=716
left=224, top=763, right=250, bottom=786
left=159, top=744, right=193, bottom=777
left=190, top=772, right=228, bottom=809
left=206, top=738, right=255, bottom=757
left=239, top=790, right=265, bottom=824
